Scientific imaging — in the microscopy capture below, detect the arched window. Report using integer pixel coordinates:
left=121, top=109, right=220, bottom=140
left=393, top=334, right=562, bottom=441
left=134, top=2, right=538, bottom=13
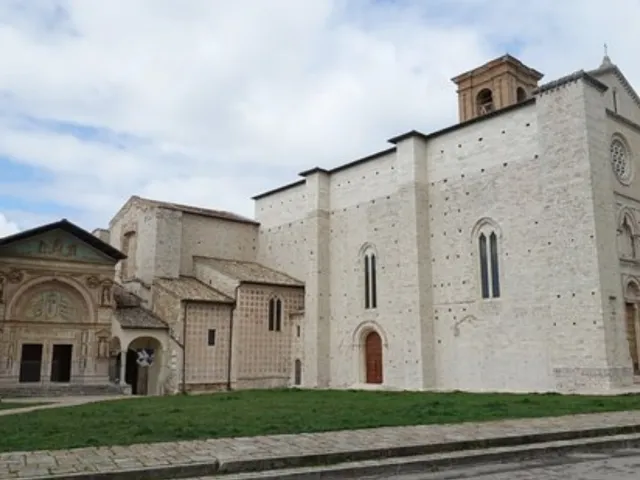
left=619, top=214, right=636, bottom=259
left=294, top=359, right=302, bottom=385
left=363, top=248, right=378, bottom=309
left=121, top=230, right=137, bottom=280
left=476, top=88, right=494, bottom=115
left=474, top=220, right=501, bottom=299
left=268, top=297, right=283, bottom=332
left=516, top=87, right=527, bottom=102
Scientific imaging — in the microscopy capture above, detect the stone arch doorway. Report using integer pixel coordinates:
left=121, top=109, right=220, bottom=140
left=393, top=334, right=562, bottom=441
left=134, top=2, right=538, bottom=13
left=125, top=336, right=163, bottom=395
left=624, top=280, right=640, bottom=376
left=364, top=331, right=383, bottom=384
left=10, top=278, right=93, bottom=386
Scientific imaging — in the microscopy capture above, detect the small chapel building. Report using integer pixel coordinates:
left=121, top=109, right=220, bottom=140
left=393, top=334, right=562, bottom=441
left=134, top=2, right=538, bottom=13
left=2, top=52, right=640, bottom=396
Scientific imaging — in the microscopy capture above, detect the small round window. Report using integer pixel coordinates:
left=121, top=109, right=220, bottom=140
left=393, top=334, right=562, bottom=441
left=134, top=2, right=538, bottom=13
left=611, top=137, right=632, bottom=184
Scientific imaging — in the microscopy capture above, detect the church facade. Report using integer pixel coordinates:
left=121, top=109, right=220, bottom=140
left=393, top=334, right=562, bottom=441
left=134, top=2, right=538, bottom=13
left=1, top=53, right=640, bottom=396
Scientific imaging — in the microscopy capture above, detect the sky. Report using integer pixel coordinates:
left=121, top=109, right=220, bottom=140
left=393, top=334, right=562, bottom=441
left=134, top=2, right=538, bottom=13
left=0, top=0, right=639, bottom=236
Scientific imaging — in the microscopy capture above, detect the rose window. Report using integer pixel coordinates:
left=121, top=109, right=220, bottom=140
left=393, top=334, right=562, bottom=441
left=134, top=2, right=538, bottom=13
left=611, top=138, right=631, bottom=183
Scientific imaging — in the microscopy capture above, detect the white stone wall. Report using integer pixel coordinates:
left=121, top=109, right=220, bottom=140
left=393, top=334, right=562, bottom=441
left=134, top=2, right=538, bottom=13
left=155, top=208, right=182, bottom=279
left=180, top=213, right=259, bottom=275
left=428, top=103, right=548, bottom=392
left=255, top=75, right=638, bottom=394
left=594, top=70, right=640, bottom=125
left=255, top=183, right=308, bottom=281
left=108, top=198, right=158, bottom=304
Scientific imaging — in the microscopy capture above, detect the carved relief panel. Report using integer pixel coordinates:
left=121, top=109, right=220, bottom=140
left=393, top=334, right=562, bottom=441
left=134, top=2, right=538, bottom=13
left=0, top=230, right=112, bottom=264
left=13, top=282, right=89, bottom=324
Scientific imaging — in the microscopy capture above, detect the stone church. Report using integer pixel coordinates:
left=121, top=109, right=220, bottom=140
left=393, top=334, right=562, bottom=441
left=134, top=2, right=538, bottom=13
left=1, top=52, right=640, bottom=397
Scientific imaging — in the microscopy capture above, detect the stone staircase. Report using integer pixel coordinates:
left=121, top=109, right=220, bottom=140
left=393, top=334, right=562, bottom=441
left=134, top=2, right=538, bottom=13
left=0, top=383, right=126, bottom=398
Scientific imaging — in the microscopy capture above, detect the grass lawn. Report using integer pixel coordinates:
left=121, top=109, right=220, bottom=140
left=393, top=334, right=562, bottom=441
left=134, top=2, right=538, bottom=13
left=1, top=389, right=639, bottom=453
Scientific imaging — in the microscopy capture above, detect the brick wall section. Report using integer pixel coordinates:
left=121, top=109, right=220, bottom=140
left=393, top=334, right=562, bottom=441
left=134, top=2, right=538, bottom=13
left=231, top=284, right=304, bottom=389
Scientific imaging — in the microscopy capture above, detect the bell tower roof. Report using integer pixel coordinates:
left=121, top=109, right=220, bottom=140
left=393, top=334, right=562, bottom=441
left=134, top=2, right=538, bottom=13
left=451, top=54, right=544, bottom=123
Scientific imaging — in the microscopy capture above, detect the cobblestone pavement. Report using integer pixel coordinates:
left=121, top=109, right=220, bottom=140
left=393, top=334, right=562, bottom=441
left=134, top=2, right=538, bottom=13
left=2, top=410, right=640, bottom=479
left=360, top=449, right=640, bottom=479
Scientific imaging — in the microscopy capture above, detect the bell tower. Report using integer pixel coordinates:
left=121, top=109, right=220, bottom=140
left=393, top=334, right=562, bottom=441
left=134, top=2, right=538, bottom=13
left=451, top=54, right=544, bottom=123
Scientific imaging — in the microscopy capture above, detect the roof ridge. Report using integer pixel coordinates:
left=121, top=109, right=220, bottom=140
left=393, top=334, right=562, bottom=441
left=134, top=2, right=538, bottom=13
left=133, top=195, right=259, bottom=225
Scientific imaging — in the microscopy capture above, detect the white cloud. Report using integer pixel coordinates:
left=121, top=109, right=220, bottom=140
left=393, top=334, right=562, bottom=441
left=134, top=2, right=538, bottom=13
left=0, top=213, right=19, bottom=237
left=0, top=0, right=638, bottom=230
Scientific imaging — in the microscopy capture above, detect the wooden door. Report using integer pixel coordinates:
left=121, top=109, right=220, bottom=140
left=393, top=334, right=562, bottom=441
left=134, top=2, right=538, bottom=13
left=365, top=332, right=383, bottom=384
left=626, top=303, right=639, bottom=374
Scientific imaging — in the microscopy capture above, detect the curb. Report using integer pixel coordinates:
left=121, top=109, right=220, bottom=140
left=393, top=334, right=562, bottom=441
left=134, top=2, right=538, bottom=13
left=219, top=432, right=640, bottom=479
left=22, top=422, right=640, bottom=480
left=217, top=422, right=640, bottom=475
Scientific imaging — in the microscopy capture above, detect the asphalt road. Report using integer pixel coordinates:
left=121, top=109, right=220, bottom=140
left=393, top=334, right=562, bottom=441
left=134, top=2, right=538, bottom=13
left=360, top=448, right=640, bottom=480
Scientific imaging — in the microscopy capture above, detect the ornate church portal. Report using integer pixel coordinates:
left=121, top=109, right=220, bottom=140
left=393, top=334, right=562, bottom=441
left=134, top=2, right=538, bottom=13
left=0, top=220, right=126, bottom=395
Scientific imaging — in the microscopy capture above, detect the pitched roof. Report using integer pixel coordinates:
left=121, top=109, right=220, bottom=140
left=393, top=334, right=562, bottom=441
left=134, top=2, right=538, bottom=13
left=155, top=276, right=234, bottom=303
left=194, top=256, right=304, bottom=287
left=588, top=57, right=640, bottom=108
left=113, top=283, right=143, bottom=307
left=115, top=306, right=169, bottom=330
left=533, top=70, right=608, bottom=96
left=0, top=219, right=126, bottom=261
left=133, top=196, right=259, bottom=226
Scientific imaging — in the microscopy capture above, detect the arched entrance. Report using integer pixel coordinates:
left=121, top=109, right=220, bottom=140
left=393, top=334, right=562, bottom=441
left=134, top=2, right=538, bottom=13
left=364, top=331, right=383, bottom=384
left=625, top=281, right=640, bottom=376
left=125, top=336, right=163, bottom=395
left=294, top=359, right=302, bottom=386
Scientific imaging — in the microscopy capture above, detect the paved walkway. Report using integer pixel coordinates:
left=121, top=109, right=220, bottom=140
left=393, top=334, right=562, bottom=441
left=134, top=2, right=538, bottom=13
left=2, top=410, right=640, bottom=479
left=0, top=395, right=128, bottom=417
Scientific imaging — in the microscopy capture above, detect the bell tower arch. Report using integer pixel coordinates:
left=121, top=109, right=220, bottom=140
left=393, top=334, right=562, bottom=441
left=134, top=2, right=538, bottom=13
left=451, top=54, right=544, bottom=123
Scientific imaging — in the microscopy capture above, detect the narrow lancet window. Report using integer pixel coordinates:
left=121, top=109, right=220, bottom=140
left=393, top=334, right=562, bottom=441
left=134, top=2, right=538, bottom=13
left=363, top=248, right=378, bottom=309
left=476, top=222, right=501, bottom=299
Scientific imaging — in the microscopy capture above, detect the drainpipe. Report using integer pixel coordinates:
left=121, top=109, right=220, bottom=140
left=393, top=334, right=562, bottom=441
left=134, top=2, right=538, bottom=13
left=227, top=283, right=241, bottom=391
left=182, top=301, right=188, bottom=394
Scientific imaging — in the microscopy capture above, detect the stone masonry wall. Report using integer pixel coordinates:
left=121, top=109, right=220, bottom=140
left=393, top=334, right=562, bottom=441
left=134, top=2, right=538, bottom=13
left=252, top=72, right=640, bottom=394
left=180, top=214, right=259, bottom=276
left=151, top=284, right=184, bottom=392
left=255, top=183, right=308, bottom=282
left=108, top=199, right=158, bottom=305
left=184, top=301, right=232, bottom=391
left=231, top=284, right=304, bottom=389
left=427, top=103, right=546, bottom=392
left=596, top=71, right=640, bottom=125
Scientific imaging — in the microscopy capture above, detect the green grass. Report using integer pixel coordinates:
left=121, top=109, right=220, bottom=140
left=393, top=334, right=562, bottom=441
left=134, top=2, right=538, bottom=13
left=0, top=389, right=639, bottom=452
